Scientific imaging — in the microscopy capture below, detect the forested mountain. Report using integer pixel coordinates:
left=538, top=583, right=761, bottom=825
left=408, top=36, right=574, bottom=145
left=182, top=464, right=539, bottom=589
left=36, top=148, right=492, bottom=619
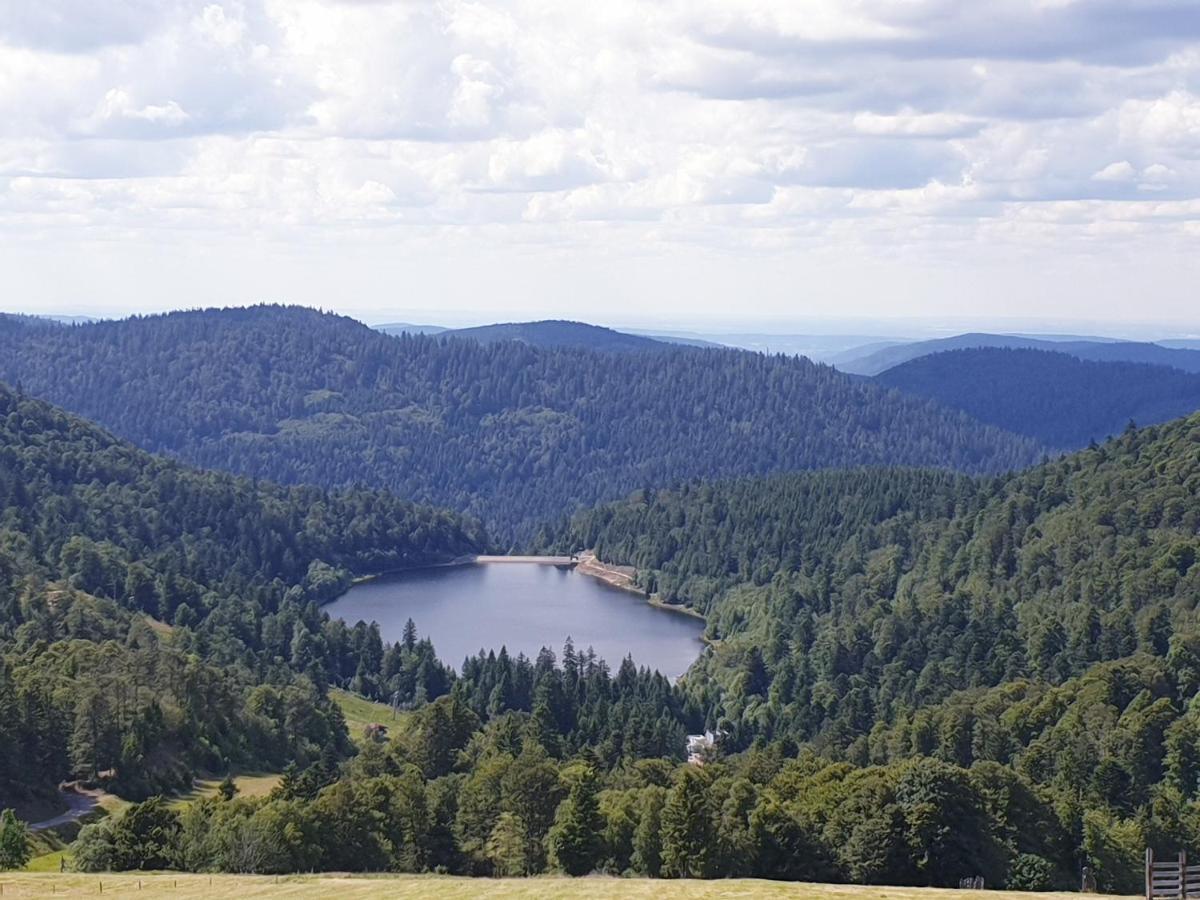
left=542, top=414, right=1200, bottom=889
left=374, top=322, right=448, bottom=336
left=0, top=305, right=1042, bottom=542
left=876, top=348, right=1200, bottom=448
left=38, top=412, right=1200, bottom=890
left=837, top=331, right=1200, bottom=376
left=0, top=384, right=716, bottom=878
left=442, top=320, right=670, bottom=351
left=9, top=370, right=1200, bottom=888
left=0, top=382, right=484, bottom=811
left=550, top=414, right=1200, bottom=736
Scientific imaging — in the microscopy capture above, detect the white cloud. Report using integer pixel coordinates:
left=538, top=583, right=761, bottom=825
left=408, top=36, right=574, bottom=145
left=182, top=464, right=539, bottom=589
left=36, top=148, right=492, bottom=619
left=853, top=110, right=981, bottom=138
left=1093, top=160, right=1136, bottom=182
left=1, top=0, right=1200, bottom=322
left=193, top=4, right=246, bottom=48
left=93, top=89, right=191, bottom=127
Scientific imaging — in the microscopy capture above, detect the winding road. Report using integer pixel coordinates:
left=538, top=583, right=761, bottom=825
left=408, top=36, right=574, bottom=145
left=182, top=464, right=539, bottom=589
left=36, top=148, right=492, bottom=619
left=29, top=783, right=105, bottom=831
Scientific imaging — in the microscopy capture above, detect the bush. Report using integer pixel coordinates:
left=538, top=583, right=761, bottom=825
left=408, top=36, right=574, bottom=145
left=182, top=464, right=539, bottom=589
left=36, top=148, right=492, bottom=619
left=1007, top=853, right=1056, bottom=891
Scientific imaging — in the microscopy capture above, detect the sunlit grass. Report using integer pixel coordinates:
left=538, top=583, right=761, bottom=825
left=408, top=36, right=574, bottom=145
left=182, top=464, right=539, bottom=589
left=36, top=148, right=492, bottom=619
left=331, top=688, right=409, bottom=746
left=0, top=873, right=1134, bottom=899
left=165, top=773, right=281, bottom=809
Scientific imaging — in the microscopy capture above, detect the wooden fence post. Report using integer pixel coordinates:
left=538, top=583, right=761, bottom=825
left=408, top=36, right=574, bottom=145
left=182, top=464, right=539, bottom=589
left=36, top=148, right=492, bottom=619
left=1182, top=851, right=1189, bottom=899
left=1148, top=848, right=1154, bottom=900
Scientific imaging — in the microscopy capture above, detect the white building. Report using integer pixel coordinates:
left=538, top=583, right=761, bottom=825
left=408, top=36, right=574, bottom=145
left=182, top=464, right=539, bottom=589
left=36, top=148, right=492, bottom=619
left=686, top=731, right=715, bottom=764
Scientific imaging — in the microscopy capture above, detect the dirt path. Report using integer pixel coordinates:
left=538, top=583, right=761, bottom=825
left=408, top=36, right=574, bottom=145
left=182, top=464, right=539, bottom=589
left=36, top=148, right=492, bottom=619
left=29, top=784, right=105, bottom=831
left=574, top=551, right=642, bottom=594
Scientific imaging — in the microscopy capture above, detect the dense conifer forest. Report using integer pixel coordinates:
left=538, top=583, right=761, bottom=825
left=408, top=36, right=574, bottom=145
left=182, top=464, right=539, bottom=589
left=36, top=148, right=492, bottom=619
left=876, top=347, right=1200, bottom=448
left=837, top=332, right=1200, bottom=376
left=0, top=306, right=1041, bottom=542
left=0, top=383, right=484, bottom=810
left=535, top=414, right=1200, bottom=890
left=7, top=337, right=1200, bottom=890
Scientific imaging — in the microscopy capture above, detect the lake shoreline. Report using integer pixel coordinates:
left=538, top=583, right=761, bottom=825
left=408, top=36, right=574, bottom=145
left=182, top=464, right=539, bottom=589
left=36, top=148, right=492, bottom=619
left=345, top=551, right=707, bottom=625
left=647, top=593, right=708, bottom=621
left=330, top=554, right=705, bottom=680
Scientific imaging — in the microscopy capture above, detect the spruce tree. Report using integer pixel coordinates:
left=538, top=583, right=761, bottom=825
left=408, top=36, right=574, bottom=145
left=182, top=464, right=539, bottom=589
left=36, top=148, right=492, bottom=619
left=661, top=766, right=717, bottom=877
left=546, top=766, right=602, bottom=875
left=0, top=809, right=30, bottom=870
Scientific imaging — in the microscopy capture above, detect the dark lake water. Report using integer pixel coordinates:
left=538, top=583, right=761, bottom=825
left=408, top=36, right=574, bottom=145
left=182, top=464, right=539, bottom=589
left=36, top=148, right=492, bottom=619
left=325, top=562, right=706, bottom=679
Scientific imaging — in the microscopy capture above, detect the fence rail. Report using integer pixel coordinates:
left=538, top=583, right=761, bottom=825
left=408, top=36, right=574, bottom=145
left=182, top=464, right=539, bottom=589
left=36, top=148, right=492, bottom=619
left=1147, top=850, right=1200, bottom=899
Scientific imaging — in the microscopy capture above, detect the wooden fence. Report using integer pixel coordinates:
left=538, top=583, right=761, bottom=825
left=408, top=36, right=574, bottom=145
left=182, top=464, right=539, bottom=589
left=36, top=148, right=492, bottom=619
left=1147, top=849, right=1200, bottom=898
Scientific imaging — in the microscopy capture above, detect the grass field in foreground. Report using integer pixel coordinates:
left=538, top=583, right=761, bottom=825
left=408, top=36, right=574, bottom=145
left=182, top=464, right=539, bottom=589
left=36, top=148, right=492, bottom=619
left=0, top=873, right=1134, bottom=899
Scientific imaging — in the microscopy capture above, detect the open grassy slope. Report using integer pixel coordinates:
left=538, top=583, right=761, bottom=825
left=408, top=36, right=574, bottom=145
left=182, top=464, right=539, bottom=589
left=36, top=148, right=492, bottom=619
left=330, top=688, right=408, bottom=746
left=0, top=873, right=1128, bottom=899
left=165, top=774, right=282, bottom=809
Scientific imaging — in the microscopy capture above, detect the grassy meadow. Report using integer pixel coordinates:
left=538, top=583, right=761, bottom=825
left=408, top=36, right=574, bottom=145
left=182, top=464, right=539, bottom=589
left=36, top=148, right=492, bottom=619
left=330, top=687, right=408, bottom=745
left=0, top=873, right=1131, bottom=899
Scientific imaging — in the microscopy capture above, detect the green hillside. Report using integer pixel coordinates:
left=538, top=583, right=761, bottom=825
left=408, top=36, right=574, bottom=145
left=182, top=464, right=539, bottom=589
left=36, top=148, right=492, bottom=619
left=0, top=382, right=483, bottom=811
left=876, top=347, right=1200, bottom=448
left=542, top=414, right=1200, bottom=891
left=0, top=305, right=1042, bottom=542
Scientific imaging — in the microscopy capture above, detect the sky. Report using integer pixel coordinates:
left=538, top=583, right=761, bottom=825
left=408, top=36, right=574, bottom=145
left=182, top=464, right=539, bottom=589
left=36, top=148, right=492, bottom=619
left=2, top=0, right=1200, bottom=332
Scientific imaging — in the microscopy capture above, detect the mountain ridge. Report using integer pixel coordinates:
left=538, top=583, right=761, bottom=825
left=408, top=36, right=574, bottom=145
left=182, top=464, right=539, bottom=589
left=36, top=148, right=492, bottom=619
left=0, top=304, right=1044, bottom=541
left=875, top=346, right=1200, bottom=448
left=836, top=331, right=1200, bottom=375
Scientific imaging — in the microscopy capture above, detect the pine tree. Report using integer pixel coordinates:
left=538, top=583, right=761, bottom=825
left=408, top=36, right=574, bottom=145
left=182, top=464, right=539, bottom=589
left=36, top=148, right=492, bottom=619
left=0, top=808, right=30, bottom=870
left=630, top=786, right=666, bottom=876
left=661, top=766, right=717, bottom=877
left=546, top=766, right=602, bottom=875
left=486, top=812, right=531, bottom=876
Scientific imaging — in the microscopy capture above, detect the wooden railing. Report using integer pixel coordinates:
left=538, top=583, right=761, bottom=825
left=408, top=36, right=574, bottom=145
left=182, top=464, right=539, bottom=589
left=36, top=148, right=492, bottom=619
left=1147, top=850, right=1200, bottom=899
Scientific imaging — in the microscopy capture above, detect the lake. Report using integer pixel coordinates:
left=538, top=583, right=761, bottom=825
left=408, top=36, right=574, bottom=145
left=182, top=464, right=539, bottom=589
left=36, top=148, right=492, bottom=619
left=325, top=562, right=706, bottom=679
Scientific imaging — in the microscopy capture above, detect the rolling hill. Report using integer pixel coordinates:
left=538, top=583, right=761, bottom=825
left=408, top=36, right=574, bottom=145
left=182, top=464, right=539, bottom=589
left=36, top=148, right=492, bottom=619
left=441, top=319, right=672, bottom=351
left=875, top=347, right=1200, bottom=448
left=835, top=332, right=1200, bottom=376
left=0, top=380, right=484, bottom=810
left=546, top=412, right=1200, bottom=893
left=375, top=320, right=723, bottom=349
left=0, top=305, right=1043, bottom=542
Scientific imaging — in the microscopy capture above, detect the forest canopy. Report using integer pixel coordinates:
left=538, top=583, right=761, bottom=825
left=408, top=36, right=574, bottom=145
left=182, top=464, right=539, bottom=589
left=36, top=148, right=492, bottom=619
left=875, top=347, right=1200, bottom=449
left=0, top=306, right=1042, bottom=542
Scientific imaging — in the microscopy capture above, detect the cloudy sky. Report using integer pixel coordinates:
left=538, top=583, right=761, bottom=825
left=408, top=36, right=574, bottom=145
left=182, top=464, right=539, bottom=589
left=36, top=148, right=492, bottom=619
left=2, top=0, right=1199, bottom=331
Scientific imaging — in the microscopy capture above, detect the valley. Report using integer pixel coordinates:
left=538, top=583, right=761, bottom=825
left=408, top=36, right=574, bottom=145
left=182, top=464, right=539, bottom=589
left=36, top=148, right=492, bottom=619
left=8, top=2, right=1200, bottom=891
left=2, top=317, right=1199, bottom=893
left=0, top=306, right=1041, bottom=543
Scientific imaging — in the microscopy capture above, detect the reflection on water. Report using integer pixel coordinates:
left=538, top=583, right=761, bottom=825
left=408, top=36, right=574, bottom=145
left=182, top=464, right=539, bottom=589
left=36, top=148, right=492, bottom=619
left=325, top=562, right=705, bottom=680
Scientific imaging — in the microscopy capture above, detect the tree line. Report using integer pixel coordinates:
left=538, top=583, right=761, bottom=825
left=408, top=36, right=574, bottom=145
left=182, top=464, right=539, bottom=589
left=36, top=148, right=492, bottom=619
left=0, top=305, right=1042, bottom=542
